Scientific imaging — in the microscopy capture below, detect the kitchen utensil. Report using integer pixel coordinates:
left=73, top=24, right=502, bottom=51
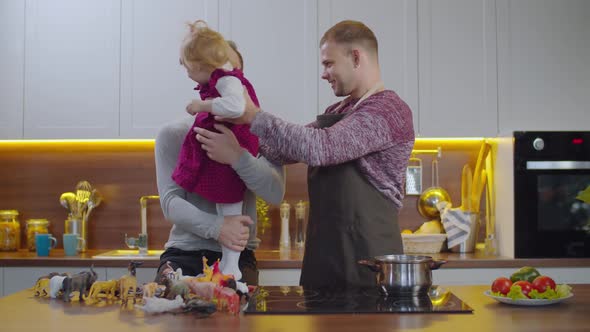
left=471, top=142, right=491, bottom=212
left=59, top=192, right=77, bottom=217
left=417, top=159, right=451, bottom=219
left=358, top=254, right=447, bottom=296
left=484, top=148, right=497, bottom=255
left=405, top=156, right=423, bottom=195
left=75, top=180, right=92, bottom=215
left=85, top=189, right=102, bottom=220
left=460, top=164, right=473, bottom=212
left=64, top=216, right=81, bottom=235
left=473, top=169, right=487, bottom=214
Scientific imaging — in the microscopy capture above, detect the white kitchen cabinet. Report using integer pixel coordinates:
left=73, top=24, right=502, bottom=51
left=417, top=0, right=498, bottom=137
left=0, top=0, right=25, bottom=139
left=217, top=0, right=319, bottom=126
left=0, top=267, right=4, bottom=297
left=119, top=0, right=217, bottom=138
left=496, top=0, right=590, bottom=135
left=318, top=0, right=419, bottom=131
left=259, top=268, right=301, bottom=286
left=23, top=0, right=121, bottom=138
left=2, top=266, right=107, bottom=297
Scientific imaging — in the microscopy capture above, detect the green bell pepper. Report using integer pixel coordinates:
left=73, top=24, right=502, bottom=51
left=510, top=266, right=540, bottom=283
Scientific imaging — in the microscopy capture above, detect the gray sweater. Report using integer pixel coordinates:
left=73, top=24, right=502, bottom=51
left=155, top=117, right=286, bottom=252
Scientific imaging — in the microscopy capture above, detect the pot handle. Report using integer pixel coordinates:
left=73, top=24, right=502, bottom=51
left=429, top=259, right=447, bottom=270
left=358, top=259, right=381, bottom=272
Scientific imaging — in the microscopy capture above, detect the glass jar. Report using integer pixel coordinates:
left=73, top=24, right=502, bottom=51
left=0, top=210, right=21, bottom=251
left=26, top=219, right=50, bottom=251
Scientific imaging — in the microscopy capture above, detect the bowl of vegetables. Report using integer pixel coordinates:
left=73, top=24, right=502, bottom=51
left=485, top=266, right=573, bottom=306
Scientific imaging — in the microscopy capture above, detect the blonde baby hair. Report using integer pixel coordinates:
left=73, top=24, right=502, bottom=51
left=181, top=20, right=230, bottom=71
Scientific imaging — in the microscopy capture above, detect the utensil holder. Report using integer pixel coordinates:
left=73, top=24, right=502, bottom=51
left=64, top=217, right=88, bottom=252
left=449, top=214, right=480, bottom=253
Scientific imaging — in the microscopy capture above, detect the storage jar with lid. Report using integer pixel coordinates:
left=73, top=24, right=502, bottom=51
left=26, top=219, right=50, bottom=251
left=0, top=210, right=21, bottom=251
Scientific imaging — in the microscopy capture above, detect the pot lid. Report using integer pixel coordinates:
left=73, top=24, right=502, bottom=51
left=373, top=254, right=433, bottom=263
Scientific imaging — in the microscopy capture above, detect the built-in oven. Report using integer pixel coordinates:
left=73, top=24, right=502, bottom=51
left=514, top=131, right=590, bottom=258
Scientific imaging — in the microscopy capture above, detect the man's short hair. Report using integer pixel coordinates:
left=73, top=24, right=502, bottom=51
left=320, top=20, right=378, bottom=55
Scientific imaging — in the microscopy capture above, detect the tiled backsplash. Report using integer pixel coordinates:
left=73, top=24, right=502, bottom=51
left=0, top=139, right=491, bottom=251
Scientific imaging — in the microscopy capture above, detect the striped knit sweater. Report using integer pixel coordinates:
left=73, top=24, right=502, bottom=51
left=250, top=90, right=415, bottom=209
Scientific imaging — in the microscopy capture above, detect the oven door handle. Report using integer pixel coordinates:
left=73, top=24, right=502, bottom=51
left=527, top=161, right=590, bottom=170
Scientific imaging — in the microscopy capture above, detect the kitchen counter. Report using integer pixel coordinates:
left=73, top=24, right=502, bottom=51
left=0, top=249, right=305, bottom=269
left=1, top=248, right=589, bottom=269
left=1, top=284, right=588, bottom=332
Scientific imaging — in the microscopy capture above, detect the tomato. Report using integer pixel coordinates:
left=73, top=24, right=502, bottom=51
left=532, top=275, right=556, bottom=293
left=491, top=277, right=512, bottom=295
left=513, top=280, right=533, bottom=298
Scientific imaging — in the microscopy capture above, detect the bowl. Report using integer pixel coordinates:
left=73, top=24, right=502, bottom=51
left=417, top=187, right=451, bottom=219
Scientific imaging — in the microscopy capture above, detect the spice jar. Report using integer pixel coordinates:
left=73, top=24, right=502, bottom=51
left=26, top=219, right=50, bottom=251
left=0, top=210, right=21, bottom=251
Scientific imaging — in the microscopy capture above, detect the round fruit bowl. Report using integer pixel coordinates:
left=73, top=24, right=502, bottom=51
left=484, top=290, right=574, bottom=306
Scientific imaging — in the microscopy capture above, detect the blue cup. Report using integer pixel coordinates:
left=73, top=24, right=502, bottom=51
left=35, top=234, right=57, bottom=256
left=63, top=234, right=85, bottom=256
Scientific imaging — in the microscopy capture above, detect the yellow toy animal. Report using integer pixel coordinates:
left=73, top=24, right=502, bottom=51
left=84, top=279, right=118, bottom=304
left=33, top=278, right=51, bottom=297
left=119, top=261, right=143, bottom=306
left=141, top=282, right=163, bottom=303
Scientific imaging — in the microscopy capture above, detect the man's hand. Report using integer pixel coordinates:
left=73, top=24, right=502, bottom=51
left=195, top=124, right=244, bottom=166
left=214, top=88, right=260, bottom=124
left=218, top=215, right=253, bottom=251
left=186, top=99, right=211, bottom=115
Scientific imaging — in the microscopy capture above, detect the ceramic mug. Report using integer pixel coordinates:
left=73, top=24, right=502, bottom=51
left=63, top=234, right=85, bottom=256
left=35, top=234, right=57, bottom=256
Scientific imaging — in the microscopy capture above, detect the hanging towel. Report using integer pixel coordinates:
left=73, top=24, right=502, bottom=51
left=437, top=201, right=474, bottom=248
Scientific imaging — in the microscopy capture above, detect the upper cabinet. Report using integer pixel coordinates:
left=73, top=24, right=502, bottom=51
left=1, top=0, right=588, bottom=139
left=217, top=0, right=318, bottom=126
left=417, top=0, right=498, bottom=137
left=0, top=0, right=25, bottom=139
left=23, top=0, right=121, bottom=138
left=496, top=0, right=590, bottom=135
left=318, top=0, right=419, bottom=132
left=119, top=0, right=216, bottom=138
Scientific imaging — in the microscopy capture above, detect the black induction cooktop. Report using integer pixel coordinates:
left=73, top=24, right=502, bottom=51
left=243, top=286, right=473, bottom=315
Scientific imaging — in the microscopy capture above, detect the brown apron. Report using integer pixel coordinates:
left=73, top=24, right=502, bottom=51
left=299, top=112, right=403, bottom=290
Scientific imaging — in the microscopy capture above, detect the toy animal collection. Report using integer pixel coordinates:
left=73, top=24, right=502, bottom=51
left=32, top=258, right=252, bottom=316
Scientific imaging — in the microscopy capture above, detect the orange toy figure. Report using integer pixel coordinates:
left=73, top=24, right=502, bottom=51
left=196, top=256, right=214, bottom=282
left=210, top=260, right=233, bottom=285
left=214, top=286, right=240, bottom=315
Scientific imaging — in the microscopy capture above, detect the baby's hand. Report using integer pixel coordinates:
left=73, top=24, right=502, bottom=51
left=186, top=99, right=210, bottom=115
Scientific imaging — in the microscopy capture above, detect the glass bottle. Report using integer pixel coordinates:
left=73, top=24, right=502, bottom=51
left=0, top=210, right=21, bottom=251
left=294, top=200, right=307, bottom=248
left=26, top=219, right=50, bottom=251
left=279, top=201, right=291, bottom=249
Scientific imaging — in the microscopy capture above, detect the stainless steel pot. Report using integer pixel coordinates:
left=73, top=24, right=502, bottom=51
left=358, top=255, right=446, bottom=297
